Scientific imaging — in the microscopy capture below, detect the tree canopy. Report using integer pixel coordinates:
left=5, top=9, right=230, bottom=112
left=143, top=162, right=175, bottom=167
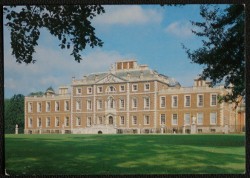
left=4, top=94, right=24, bottom=134
left=4, top=5, right=105, bottom=64
left=183, top=5, right=245, bottom=104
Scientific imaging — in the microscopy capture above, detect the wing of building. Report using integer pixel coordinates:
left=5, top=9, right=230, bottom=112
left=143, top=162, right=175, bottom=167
left=24, top=60, right=245, bottom=134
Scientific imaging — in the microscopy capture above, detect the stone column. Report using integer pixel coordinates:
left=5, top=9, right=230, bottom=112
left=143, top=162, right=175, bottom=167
left=15, top=124, right=18, bottom=134
left=39, top=127, right=42, bottom=134
left=224, top=124, right=229, bottom=134
left=62, top=124, right=65, bottom=134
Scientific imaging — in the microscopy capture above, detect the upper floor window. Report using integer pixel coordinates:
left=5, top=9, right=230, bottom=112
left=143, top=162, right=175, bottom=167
left=132, top=84, right=138, bottom=92
left=76, top=117, right=81, bottom=126
left=87, top=87, right=92, bottom=94
left=144, top=83, right=150, bottom=91
left=65, top=117, right=70, bottom=127
left=144, top=97, right=150, bottom=109
left=55, top=117, right=60, bottom=127
left=76, top=100, right=81, bottom=111
left=87, top=100, right=92, bottom=110
left=120, top=85, right=125, bottom=92
left=107, top=97, right=115, bottom=109
left=55, top=101, right=60, bottom=111
left=120, top=99, right=125, bottom=109
left=160, top=114, right=166, bottom=125
left=46, top=102, right=51, bottom=112
left=76, top=88, right=82, bottom=95
left=37, top=117, right=42, bottom=127
left=37, top=102, right=42, bottom=112
left=184, top=95, right=191, bottom=107
left=211, top=94, right=217, bottom=106
left=132, top=116, right=137, bottom=125
left=97, top=86, right=103, bottom=93
left=172, top=114, right=178, bottom=125
left=210, top=112, right=217, bottom=125
left=46, top=117, right=51, bottom=127
left=28, top=117, right=33, bottom=127
left=160, top=96, right=166, bottom=108
left=120, top=116, right=125, bottom=125
left=197, top=113, right=203, bottom=125
left=132, top=98, right=137, bottom=108
left=108, top=86, right=116, bottom=92
left=144, top=115, right=150, bottom=125
left=172, top=96, right=178, bottom=108
left=97, top=100, right=103, bottom=110
left=197, top=94, right=204, bottom=107
left=28, top=102, right=33, bottom=113
left=184, top=113, right=191, bottom=125
left=64, top=100, right=69, bottom=111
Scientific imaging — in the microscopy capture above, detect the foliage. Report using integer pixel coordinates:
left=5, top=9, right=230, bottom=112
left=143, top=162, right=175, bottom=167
left=4, top=94, right=24, bottom=134
left=28, top=91, right=44, bottom=97
left=46, top=86, right=54, bottom=92
left=5, top=134, right=245, bottom=175
left=3, top=5, right=105, bottom=64
left=183, top=5, right=245, bottom=103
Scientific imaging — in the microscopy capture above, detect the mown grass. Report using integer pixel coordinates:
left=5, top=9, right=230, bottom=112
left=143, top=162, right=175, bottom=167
left=5, top=134, right=245, bottom=175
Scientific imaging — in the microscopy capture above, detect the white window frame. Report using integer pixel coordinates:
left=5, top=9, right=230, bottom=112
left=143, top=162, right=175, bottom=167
left=120, top=85, right=125, bottom=92
left=184, top=113, right=191, bottom=125
left=210, top=112, right=217, bottom=125
left=210, top=94, right=217, bottom=106
left=197, top=113, right=203, bottom=125
left=132, top=116, right=137, bottom=125
left=119, top=99, right=125, bottom=109
left=120, top=116, right=125, bottom=125
left=144, top=83, right=150, bottom=91
left=87, top=100, right=92, bottom=110
left=144, top=115, right=150, bottom=125
left=197, top=94, right=204, bottom=107
left=76, top=88, right=82, bottom=95
left=55, top=117, right=60, bottom=127
left=37, top=102, right=42, bottom=112
left=87, top=87, right=93, bottom=94
left=160, top=114, right=166, bottom=125
left=172, top=95, right=178, bottom=108
left=144, top=97, right=150, bottom=109
left=46, top=101, right=51, bottom=112
left=55, top=101, right=60, bottom=112
left=87, top=117, right=92, bottom=126
left=76, top=100, right=81, bottom=111
left=132, top=98, right=138, bottom=108
left=98, top=116, right=103, bottom=124
left=28, top=102, right=33, bottom=113
left=28, top=117, right=33, bottom=128
left=172, top=114, right=178, bottom=125
left=160, top=96, right=166, bottom=108
left=107, top=97, right=115, bottom=109
left=132, top=84, right=138, bottom=92
left=65, top=117, right=69, bottom=127
left=37, top=117, right=42, bottom=127
left=97, top=99, right=102, bottom=110
left=184, top=95, right=191, bottom=107
left=46, top=117, right=50, bottom=127
left=97, top=86, right=103, bottom=93
left=76, top=117, right=81, bottom=126
left=64, top=100, right=70, bottom=111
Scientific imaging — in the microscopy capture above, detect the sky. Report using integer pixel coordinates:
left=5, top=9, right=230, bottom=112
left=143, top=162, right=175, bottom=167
left=4, top=4, right=229, bottom=98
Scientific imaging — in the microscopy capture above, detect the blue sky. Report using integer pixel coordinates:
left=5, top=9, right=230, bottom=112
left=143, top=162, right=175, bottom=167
left=4, top=4, right=229, bottom=98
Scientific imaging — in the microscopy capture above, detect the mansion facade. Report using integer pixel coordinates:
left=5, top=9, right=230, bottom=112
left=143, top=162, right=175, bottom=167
left=24, top=60, right=244, bottom=134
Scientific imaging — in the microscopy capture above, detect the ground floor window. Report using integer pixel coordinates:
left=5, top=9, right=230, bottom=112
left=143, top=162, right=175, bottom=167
left=132, top=116, right=137, bottom=125
left=87, top=117, right=92, bottom=126
left=109, top=116, right=113, bottom=124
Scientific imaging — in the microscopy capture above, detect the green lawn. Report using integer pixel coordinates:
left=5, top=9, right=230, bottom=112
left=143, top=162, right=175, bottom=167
left=5, top=134, right=245, bottom=175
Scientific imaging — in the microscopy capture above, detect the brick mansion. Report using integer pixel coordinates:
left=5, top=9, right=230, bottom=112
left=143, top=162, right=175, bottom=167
left=24, top=60, right=245, bottom=134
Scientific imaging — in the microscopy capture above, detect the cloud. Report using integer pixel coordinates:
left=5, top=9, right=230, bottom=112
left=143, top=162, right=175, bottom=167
left=93, top=5, right=163, bottom=26
left=4, top=46, right=128, bottom=98
left=165, top=21, right=194, bottom=38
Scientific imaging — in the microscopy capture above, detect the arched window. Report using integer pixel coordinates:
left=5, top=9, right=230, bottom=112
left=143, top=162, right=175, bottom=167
left=109, top=116, right=113, bottom=124
left=107, top=97, right=115, bottom=109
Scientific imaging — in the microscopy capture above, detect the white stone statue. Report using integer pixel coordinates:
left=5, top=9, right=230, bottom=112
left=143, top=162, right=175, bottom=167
left=15, top=124, right=18, bottom=134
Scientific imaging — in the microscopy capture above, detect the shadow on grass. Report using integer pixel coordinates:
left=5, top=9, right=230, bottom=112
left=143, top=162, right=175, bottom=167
left=5, top=134, right=245, bottom=175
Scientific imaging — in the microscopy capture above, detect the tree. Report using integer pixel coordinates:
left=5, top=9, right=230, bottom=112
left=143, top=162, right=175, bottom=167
left=183, top=5, right=245, bottom=105
left=4, top=94, right=25, bottom=134
left=3, top=5, right=105, bottom=64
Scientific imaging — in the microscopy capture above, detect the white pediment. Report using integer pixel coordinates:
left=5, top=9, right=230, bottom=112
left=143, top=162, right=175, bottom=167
left=96, top=74, right=126, bottom=84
